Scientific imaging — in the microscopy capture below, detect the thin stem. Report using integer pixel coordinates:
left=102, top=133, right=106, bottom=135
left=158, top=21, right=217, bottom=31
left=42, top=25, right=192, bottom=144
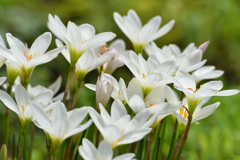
left=70, top=80, right=84, bottom=110
left=18, top=131, right=26, bottom=160
left=28, top=125, right=35, bottom=160
left=12, top=135, right=16, bottom=160
left=46, top=140, right=51, bottom=160
left=172, top=117, right=192, bottom=160
left=63, top=137, right=73, bottom=160
left=166, top=120, right=178, bottom=160
left=95, top=130, right=100, bottom=147
left=62, top=65, right=75, bottom=104
left=130, top=142, right=137, bottom=153
left=4, top=85, right=12, bottom=146
left=157, top=117, right=167, bottom=160
left=4, top=108, right=10, bottom=146
left=147, top=134, right=151, bottom=160
left=72, top=130, right=87, bottom=160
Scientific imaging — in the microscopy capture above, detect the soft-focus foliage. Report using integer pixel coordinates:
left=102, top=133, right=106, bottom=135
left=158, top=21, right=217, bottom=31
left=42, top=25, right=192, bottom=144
left=0, top=0, right=240, bottom=160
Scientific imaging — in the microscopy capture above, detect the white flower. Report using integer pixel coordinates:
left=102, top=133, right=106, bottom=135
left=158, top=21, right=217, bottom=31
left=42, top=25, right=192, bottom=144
left=145, top=41, right=207, bottom=73
left=119, top=79, right=181, bottom=116
left=0, top=33, right=63, bottom=72
left=48, top=14, right=116, bottom=65
left=192, top=66, right=224, bottom=84
left=88, top=99, right=157, bottom=148
left=173, top=71, right=239, bottom=116
left=173, top=98, right=220, bottom=124
left=114, top=9, right=175, bottom=53
left=0, top=84, right=53, bottom=130
left=95, top=73, right=114, bottom=107
left=85, top=73, right=126, bottom=104
left=120, top=51, right=177, bottom=95
left=79, top=138, right=135, bottom=160
left=101, top=39, right=126, bottom=74
left=0, top=77, right=7, bottom=86
left=56, top=39, right=114, bottom=80
left=0, top=35, right=7, bottom=67
left=30, top=101, right=92, bottom=153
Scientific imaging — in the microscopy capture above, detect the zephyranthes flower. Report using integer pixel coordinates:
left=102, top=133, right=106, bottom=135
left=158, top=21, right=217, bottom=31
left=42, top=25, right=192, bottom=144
left=89, top=99, right=157, bottom=148
left=79, top=138, right=135, bottom=160
left=0, top=32, right=63, bottom=88
left=48, top=14, right=116, bottom=66
left=114, top=9, right=175, bottom=53
left=30, top=101, right=92, bottom=155
left=173, top=71, right=239, bottom=116
left=0, top=84, right=53, bottom=131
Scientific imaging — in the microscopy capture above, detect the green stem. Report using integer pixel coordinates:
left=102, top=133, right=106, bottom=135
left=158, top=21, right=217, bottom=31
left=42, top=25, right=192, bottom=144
left=157, top=117, right=167, bottom=160
left=173, top=117, right=192, bottom=160
left=151, top=119, right=164, bottom=160
left=12, top=135, right=16, bottom=160
left=62, top=65, right=75, bottom=104
left=136, top=139, right=144, bottom=160
left=23, top=135, right=27, bottom=160
left=147, top=135, right=151, bottom=160
left=4, top=85, right=12, bottom=147
left=18, top=130, right=26, bottom=160
left=70, top=80, right=84, bottom=110
left=72, top=130, right=87, bottom=160
left=63, top=137, right=73, bottom=160
left=166, top=120, right=179, bottom=160
left=28, top=125, right=35, bottom=160
left=17, top=126, right=22, bottom=160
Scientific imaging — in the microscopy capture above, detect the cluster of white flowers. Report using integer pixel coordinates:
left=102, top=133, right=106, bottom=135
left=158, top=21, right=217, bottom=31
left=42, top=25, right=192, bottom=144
left=0, top=9, right=238, bottom=160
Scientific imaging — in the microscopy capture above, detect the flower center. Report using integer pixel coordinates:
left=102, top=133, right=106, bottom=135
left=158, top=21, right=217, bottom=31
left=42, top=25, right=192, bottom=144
left=142, top=71, right=150, bottom=79
left=179, top=105, right=188, bottom=119
left=24, top=51, right=37, bottom=61
left=188, top=88, right=199, bottom=93
left=82, top=36, right=87, bottom=44
left=22, top=105, right=25, bottom=112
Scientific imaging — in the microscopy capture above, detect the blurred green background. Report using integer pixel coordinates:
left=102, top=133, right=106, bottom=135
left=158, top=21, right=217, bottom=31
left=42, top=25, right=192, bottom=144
left=0, top=0, right=240, bottom=159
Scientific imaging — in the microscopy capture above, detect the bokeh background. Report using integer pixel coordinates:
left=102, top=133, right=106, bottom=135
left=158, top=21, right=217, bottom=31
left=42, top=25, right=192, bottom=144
left=0, top=0, right=240, bottom=159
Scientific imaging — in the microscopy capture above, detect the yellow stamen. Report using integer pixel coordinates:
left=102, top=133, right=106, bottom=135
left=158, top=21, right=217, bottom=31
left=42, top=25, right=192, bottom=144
left=180, top=106, right=184, bottom=115
left=148, top=71, right=150, bottom=74
left=184, top=110, right=188, bottom=119
left=147, top=103, right=153, bottom=108
left=142, top=73, right=145, bottom=78
left=97, top=158, right=100, bottom=160
left=22, top=105, right=25, bottom=112
left=118, top=89, right=121, bottom=96
left=188, top=88, right=199, bottom=93
left=144, top=98, right=148, bottom=103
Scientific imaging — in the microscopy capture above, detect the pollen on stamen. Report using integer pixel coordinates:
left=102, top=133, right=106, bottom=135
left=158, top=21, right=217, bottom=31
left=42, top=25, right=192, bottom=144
left=118, top=89, right=121, bottom=96
left=142, top=73, right=145, bottom=78
left=22, top=105, right=25, bottom=112
left=144, top=98, right=148, bottom=103
left=148, top=71, right=150, bottom=74
left=188, top=88, right=199, bottom=93
left=180, top=106, right=184, bottom=115
left=184, top=110, right=188, bottom=119
left=147, top=103, right=153, bottom=108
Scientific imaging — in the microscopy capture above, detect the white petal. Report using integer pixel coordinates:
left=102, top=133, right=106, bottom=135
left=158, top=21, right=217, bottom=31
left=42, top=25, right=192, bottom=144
left=151, top=20, right=175, bottom=41
left=64, top=120, right=92, bottom=138
left=79, top=138, right=99, bottom=160
left=33, top=90, right=53, bottom=106
left=15, top=84, right=30, bottom=108
left=81, top=32, right=116, bottom=51
left=29, top=32, right=51, bottom=57
left=48, top=76, right=62, bottom=96
left=99, top=140, right=113, bottom=160
left=128, top=95, right=146, bottom=114
left=111, top=99, right=127, bottom=122
left=192, top=102, right=220, bottom=123
left=0, top=90, right=20, bottom=115
left=88, top=107, right=106, bottom=134
left=215, top=90, right=239, bottom=96
left=78, top=24, right=95, bottom=40
left=127, top=9, right=142, bottom=29
left=30, top=102, right=52, bottom=133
